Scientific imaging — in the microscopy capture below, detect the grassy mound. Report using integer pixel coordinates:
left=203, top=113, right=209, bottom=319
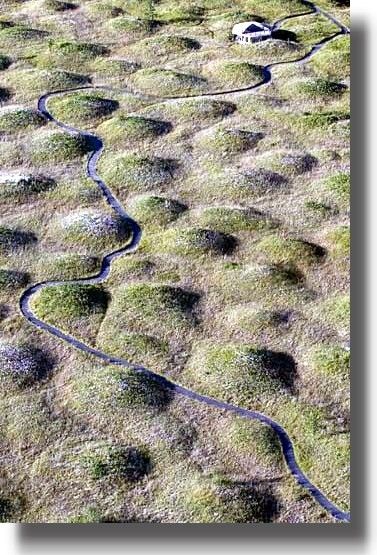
left=54, top=209, right=131, bottom=250
left=0, top=342, right=52, bottom=385
left=177, top=474, right=279, bottom=523
left=5, top=69, right=90, bottom=99
left=0, top=22, right=47, bottom=43
left=0, top=268, right=29, bottom=289
left=326, top=225, right=350, bottom=258
left=222, top=417, right=282, bottom=467
left=36, top=40, right=108, bottom=70
left=256, top=151, right=318, bottom=177
left=99, top=153, right=176, bottom=195
left=143, top=227, right=237, bottom=256
left=31, top=283, right=108, bottom=322
left=102, top=284, right=199, bottom=343
left=310, top=35, right=350, bottom=80
left=107, top=16, right=158, bottom=35
left=202, top=61, right=264, bottom=88
left=143, top=98, right=236, bottom=124
left=309, top=345, right=350, bottom=378
left=131, top=68, right=207, bottom=96
left=127, top=195, right=187, bottom=227
left=0, top=106, right=46, bottom=134
left=0, top=226, right=36, bottom=255
left=184, top=341, right=297, bottom=404
left=97, top=329, right=170, bottom=372
left=218, top=262, right=308, bottom=307
left=30, top=131, right=92, bottom=163
left=97, top=115, right=172, bottom=146
left=191, top=206, right=274, bottom=233
left=0, top=53, right=11, bottom=70
left=69, top=364, right=173, bottom=415
left=282, top=78, right=347, bottom=101
left=43, top=0, right=78, bottom=11
left=223, top=306, right=292, bottom=336
left=207, top=168, right=289, bottom=200
left=234, top=38, right=301, bottom=64
left=316, top=294, right=349, bottom=336
left=91, top=58, right=141, bottom=78
left=35, top=253, right=99, bottom=281
left=0, top=172, right=55, bottom=202
left=323, top=171, right=350, bottom=208
left=156, top=3, right=205, bottom=23
left=195, top=127, right=263, bottom=156
left=128, top=35, right=201, bottom=61
left=81, top=443, right=151, bottom=481
left=48, top=93, right=119, bottom=124
left=254, top=235, right=326, bottom=268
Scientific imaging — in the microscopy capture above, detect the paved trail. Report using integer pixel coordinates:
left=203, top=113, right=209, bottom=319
left=19, top=0, right=351, bottom=523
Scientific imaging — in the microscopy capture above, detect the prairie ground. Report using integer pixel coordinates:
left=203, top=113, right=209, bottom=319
left=0, top=0, right=349, bottom=523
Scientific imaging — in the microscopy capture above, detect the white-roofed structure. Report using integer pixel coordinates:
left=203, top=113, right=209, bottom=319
left=232, top=21, right=271, bottom=44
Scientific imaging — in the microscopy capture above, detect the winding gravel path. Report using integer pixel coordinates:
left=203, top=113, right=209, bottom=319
left=18, top=0, right=350, bottom=523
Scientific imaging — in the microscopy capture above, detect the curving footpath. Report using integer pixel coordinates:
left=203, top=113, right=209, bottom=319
left=18, top=0, right=350, bottom=523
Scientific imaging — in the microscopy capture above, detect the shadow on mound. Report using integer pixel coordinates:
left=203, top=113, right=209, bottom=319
left=0, top=88, right=12, bottom=102
left=272, top=29, right=297, bottom=43
left=227, top=479, right=281, bottom=523
left=119, top=371, right=175, bottom=412
left=260, top=349, right=297, bottom=393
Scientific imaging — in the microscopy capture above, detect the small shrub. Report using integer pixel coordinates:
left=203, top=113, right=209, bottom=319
left=0, top=268, right=29, bottom=289
left=0, top=106, right=46, bottom=134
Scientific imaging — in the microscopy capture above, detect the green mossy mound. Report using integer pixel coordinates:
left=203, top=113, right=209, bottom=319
left=202, top=60, right=264, bottom=88
left=97, top=329, right=170, bottom=372
left=37, top=40, right=109, bottom=70
left=127, top=195, right=187, bottom=227
left=309, top=345, right=350, bottom=378
left=131, top=68, right=207, bottom=96
left=143, top=227, right=237, bottom=256
left=218, top=262, right=308, bottom=307
left=184, top=341, right=297, bottom=404
left=81, top=443, right=151, bottom=481
left=0, top=106, right=46, bottom=134
left=317, top=294, right=350, bottom=336
left=323, top=172, right=350, bottom=208
left=102, top=283, right=199, bottom=342
left=255, top=235, right=326, bottom=267
left=35, top=253, right=99, bottom=281
left=69, top=364, right=173, bottom=414
left=97, top=115, right=171, bottom=146
left=310, top=35, right=350, bottom=80
left=54, top=209, right=131, bottom=250
left=0, top=22, right=47, bottom=43
left=128, top=35, right=201, bottom=61
left=0, top=268, right=29, bottom=289
left=30, top=131, right=92, bottom=163
left=107, top=16, right=158, bottom=35
left=99, top=153, right=176, bottom=194
left=282, top=77, right=347, bottom=101
left=5, top=69, right=90, bottom=98
left=0, top=173, right=55, bottom=202
left=196, top=127, right=263, bottom=156
left=0, top=342, right=52, bottom=385
left=326, top=225, right=350, bottom=258
left=0, top=226, right=37, bottom=255
left=156, top=3, right=205, bottom=23
left=178, top=475, right=280, bottom=523
left=191, top=206, right=274, bottom=233
left=143, top=98, right=236, bottom=124
left=223, top=417, right=282, bottom=467
left=31, top=283, right=108, bottom=322
left=204, top=168, right=289, bottom=201
left=91, top=58, right=141, bottom=78
left=49, top=93, right=119, bottom=124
